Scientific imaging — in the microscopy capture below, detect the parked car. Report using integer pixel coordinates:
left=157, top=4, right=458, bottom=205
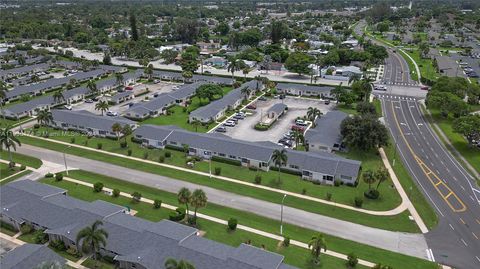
left=106, top=111, right=118, bottom=117
left=84, top=99, right=93, bottom=103
left=246, top=104, right=257, bottom=109
left=468, top=72, right=479, bottom=78
left=128, top=103, right=135, bottom=107
left=291, top=125, right=305, bottom=132
left=233, top=114, right=245, bottom=120
left=229, top=118, right=238, bottom=123
left=258, top=96, right=267, bottom=101
left=374, top=85, right=387, bottom=91
left=223, top=121, right=235, bottom=127
left=215, top=126, right=227, bottom=132
left=125, top=86, right=134, bottom=91
left=153, top=79, right=161, bottom=84
left=64, top=104, right=73, bottom=110
left=420, top=86, right=429, bottom=91
left=279, top=94, right=285, bottom=100
left=324, top=100, right=330, bottom=105
left=295, top=119, right=305, bottom=125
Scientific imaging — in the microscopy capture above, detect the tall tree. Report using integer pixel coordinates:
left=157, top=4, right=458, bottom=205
left=76, top=220, right=108, bottom=268
left=178, top=187, right=192, bottom=217
left=130, top=13, right=139, bottom=41
left=284, top=52, right=313, bottom=76
left=340, top=114, right=389, bottom=151
left=227, top=57, right=244, bottom=80
left=111, top=123, right=122, bottom=140
left=306, top=107, right=322, bottom=127
left=308, top=233, right=327, bottom=264
left=271, top=149, right=288, bottom=183
left=53, top=89, right=65, bottom=104
left=102, top=53, right=112, bottom=65
left=36, top=110, right=53, bottom=127
left=375, top=168, right=389, bottom=190
left=453, top=114, right=480, bottom=146
left=115, top=73, right=124, bottom=86
left=190, top=189, right=207, bottom=223
left=165, top=258, right=195, bottom=269
left=87, top=80, right=98, bottom=95
left=362, top=170, right=376, bottom=190
left=0, top=82, right=7, bottom=121
left=121, top=124, right=133, bottom=143
left=240, top=86, right=251, bottom=101
left=0, top=126, right=21, bottom=164
left=270, top=20, right=284, bottom=44
left=95, top=100, right=109, bottom=116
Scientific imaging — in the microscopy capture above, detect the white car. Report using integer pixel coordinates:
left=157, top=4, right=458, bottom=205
left=106, top=111, right=118, bottom=117
left=64, top=105, right=72, bottom=110
left=224, top=121, right=235, bottom=127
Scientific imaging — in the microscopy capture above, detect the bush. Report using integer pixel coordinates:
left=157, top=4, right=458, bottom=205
left=283, top=236, right=290, bottom=247
left=93, top=182, right=104, bottom=193
left=364, top=189, right=380, bottom=199
left=20, top=224, right=33, bottom=234
left=154, top=199, right=162, bottom=209
left=49, top=240, right=66, bottom=251
left=97, top=143, right=103, bottom=149
left=165, top=151, right=172, bottom=158
left=254, top=175, right=262, bottom=184
left=70, top=137, right=75, bottom=144
left=269, top=166, right=303, bottom=176
left=120, top=141, right=128, bottom=148
left=248, top=166, right=258, bottom=172
left=169, top=207, right=186, bottom=222
left=112, top=188, right=120, bottom=197
left=45, top=172, right=54, bottom=178
left=8, top=161, right=15, bottom=169
left=254, top=123, right=270, bottom=131
left=66, top=246, right=79, bottom=257
left=33, top=230, right=48, bottom=244
left=214, top=167, right=221, bottom=175
left=20, top=164, right=26, bottom=171
left=334, top=179, right=341, bottom=187
left=33, top=124, right=40, bottom=129
left=132, top=192, right=142, bottom=202
left=354, top=197, right=363, bottom=208
left=211, top=156, right=241, bottom=166
left=127, top=149, right=132, bottom=156
left=158, top=156, right=165, bottom=163
left=84, top=140, right=89, bottom=146
left=326, top=192, right=332, bottom=201
left=347, top=253, right=358, bottom=267
left=143, top=152, right=149, bottom=159
left=228, top=218, right=238, bottom=230
left=55, top=173, right=63, bottom=181
left=302, top=188, right=307, bottom=195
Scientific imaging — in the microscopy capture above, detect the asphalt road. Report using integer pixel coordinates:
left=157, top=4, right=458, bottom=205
left=381, top=49, right=418, bottom=87
left=378, top=94, right=480, bottom=269
left=14, top=144, right=429, bottom=259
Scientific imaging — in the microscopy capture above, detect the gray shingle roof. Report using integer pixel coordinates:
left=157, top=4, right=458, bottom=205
left=51, top=109, right=136, bottom=131
left=267, top=103, right=287, bottom=114
left=276, top=83, right=333, bottom=94
left=0, top=63, right=50, bottom=78
left=1, top=180, right=298, bottom=269
left=0, top=244, right=66, bottom=269
left=305, top=111, right=348, bottom=148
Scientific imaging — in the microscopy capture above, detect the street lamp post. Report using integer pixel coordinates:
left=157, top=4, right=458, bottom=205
left=63, top=145, right=71, bottom=175
left=280, top=194, right=287, bottom=235
left=209, top=156, right=212, bottom=178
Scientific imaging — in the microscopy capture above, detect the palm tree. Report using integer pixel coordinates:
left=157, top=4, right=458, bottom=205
left=242, top=67, right=250, bottom=79
left=145, top=64, right=154, bottom=80
left=292, top=129, right=304, bottom=150
left=330, top=84, right=345, bottom=104
left=191, top=119, right=200, bottom=132
left=31, top=74, right=40, bottom=83
left=87, top=80, right=98, bottom=95
left=95, top=100, right=109, bottom=116
left=53, top=89, right=65, bottom=104
left=36, top=110, right=53, bottom=127
left=348, top=73, right=361, bottom=85
left=360, top=75, right=374, bottom=101
left=0, top=126, right=21, bottom=164
left=240, top=87, right=251, bottom=101
left=271, top=149, right=288, bottom=183
left=178, top=187, right=192, bottom=217
left=121, top=124, right=132, bottom=143
left=68, top=78, right=77, bottom=89
left=227, top=57, right=243, bottom=80
left=0, top=82, right=6, bottom=121
left=115, top=73, right=124, bottom=86
left=165, top=258, right=195, bottom=269
left=306, top=107, right=322, bottom=127
left=308, top=233, right=327, bottom=264
left=76, top=220, right=108, bottom=269
left=190, top=189, right=207, bottom=223
left=362, top=170, right=376, bottom=190
left=182, top=71, right=193, bottom=83
left=375, top=168, right=389, bottom=190
left=111, top=123, right=122, bottom=140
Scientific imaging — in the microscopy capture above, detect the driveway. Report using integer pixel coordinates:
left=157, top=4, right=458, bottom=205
left=224, top=97, right=332, bottom=142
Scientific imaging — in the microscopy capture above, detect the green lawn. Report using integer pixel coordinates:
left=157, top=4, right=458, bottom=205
left=406, top=49, right=439, bottom=81
left=0, top=151, right=43, bottom=168
left=0, top=221, right=18, bottom=236
left=0, top=162, right=20, bottom=179
left=82, top=259, right=115, bottom=269
left=41, top=173, right=437, bottom=269
left=0, top=170, right=31, bottom=185
left=398, top=50, right=419, bottom=81
left=17, top=232, right=37, bottom=243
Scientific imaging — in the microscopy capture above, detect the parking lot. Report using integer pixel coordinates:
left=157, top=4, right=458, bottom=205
left=223, top=97, right=332, bottom=143
left=0, top=238, right=18, bottom=256
left=71, top=81, right=180, bottom=115
left=450, top=53, right=480, bottom=83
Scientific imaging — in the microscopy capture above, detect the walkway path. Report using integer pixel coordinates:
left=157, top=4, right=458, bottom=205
left=63, top=176, right=377, bottom=268
left=19, top=133, right=410, bottom=216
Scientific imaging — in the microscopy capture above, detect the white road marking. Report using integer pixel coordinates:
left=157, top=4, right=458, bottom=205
left=460, top=185, right=466, bottom=191
left=476, top=256, right=480, bottom=263
left=453, top=176, right=458, bottom=181
left=449, top=224, right=455, bottom=230
left=470, top=195, right=475, bottom=201
left=461, top=238, right=468, bottom=247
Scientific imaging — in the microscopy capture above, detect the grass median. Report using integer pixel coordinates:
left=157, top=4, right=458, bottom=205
left=20, top=134, right=419, bottom=232
left=0, top=151, right=43, bottom=169
left=41, top=170, right=438, bottom=269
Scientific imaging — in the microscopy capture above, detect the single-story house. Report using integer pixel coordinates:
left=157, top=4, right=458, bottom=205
left=189, top=80, right=263, bottom=123
left=261, top=103, right=287, bottom=125
left=204, top=57, right=228, bottom=68
left=109, top=91, right=134, bottom=104
left=305, top=111, right=348, bottom=153
left=0, top=63, right=50, bottom=80
left=49, top=109, right=137, bottom=138
left=0, top=180, right=297, bottom=269
left=276, top=83, right=334, bottom=98
left=0, top=244, right=67, bottom=269
left=134, top=124, right=360, bottom=185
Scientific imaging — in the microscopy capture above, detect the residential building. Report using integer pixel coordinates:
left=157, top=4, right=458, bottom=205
left=276, top=83, right=333, bottom=98
left=49, top=110, right=137, bottom=138
left=189, top=80, right=263, bottom=123
left=0, top=180, right=297, bottom=269
left=134, top=124, right=360, bottom=185
left=0, top=63, right=50, bottom=80
left=109, top=91, right=134, bottom=104
left=261, top=103, right=287, bottom=125
left=0, top=244, right=67, bottom=269
left=152, top=70, right=234, bottom=85
left=305, top=111, right=348, bottom=152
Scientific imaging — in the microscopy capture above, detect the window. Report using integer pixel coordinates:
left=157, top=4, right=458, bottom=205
left=341, top=175, right=352, bottom=180
left=171, top=141, right=177, bottom=145
left=219, top=153, right=226, bottom=157
left=323, top=175, right=334, bottom=181
left=229, top=155, right=236, bottom=159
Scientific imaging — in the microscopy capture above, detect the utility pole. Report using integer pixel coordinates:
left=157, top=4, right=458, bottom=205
left=280, top=194, right=287, bottom=235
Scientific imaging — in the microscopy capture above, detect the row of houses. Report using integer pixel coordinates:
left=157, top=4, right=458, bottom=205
left=124, top=81, right=208, bottom=120
left=1, top=244, right=67, bottom=269
left=152, top=69, right=235, bottom=85
left=1, top=180, right=297, bottom=269
left=276, top=83, right=334, bottom=98
left=0, top=62, right=50, bottom=80
left=189, top=80, right=264, bottom=123
left=134, top=124, right=361, bottom=185
left=304, top=111, right=348, bottom=153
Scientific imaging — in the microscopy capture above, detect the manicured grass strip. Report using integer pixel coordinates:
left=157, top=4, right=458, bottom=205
left=41, top=178, right=367, bottom=269
left=398, top=50, right=419, bottom=81
left=21, top=135, right=418, bottom=232
left=0, top=151, right=43, bottom=169
left=56, top=170, right=436, bottom=269
left=1, top=221, right=18, bottom=236
left=0, top=170, right=31, bottom=186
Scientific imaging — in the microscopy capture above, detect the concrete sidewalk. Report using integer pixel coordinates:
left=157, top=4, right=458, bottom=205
left=63, top=176, right=377, bottom=268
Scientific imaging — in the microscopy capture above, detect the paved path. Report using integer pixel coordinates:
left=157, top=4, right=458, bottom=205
left=18, top=134, right=409, bottom=216
left=63, top=176, right=376, bottom=267
left=15, top=144, right=430, bottom=259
